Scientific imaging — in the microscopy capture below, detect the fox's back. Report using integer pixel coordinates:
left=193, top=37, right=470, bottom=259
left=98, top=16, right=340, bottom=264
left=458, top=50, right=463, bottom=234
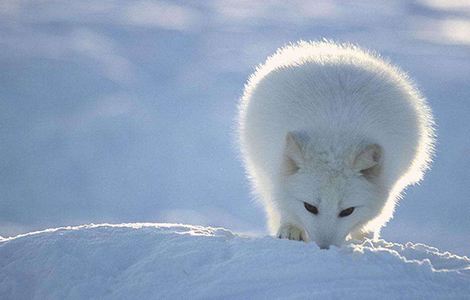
left=239, top=41, right=434, bottom=197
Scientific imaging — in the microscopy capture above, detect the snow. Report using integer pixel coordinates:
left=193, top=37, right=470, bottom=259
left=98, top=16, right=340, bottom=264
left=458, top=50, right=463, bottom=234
left=1, top=223, right=469, bottom=299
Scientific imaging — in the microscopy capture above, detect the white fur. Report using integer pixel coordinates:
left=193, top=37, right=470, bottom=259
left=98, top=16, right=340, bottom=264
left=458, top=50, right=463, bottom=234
left=238, top=41, right=435, bottom=248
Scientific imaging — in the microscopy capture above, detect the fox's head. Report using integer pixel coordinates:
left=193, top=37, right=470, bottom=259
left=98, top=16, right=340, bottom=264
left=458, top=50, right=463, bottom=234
left=280, top=131, right=388, bottom=249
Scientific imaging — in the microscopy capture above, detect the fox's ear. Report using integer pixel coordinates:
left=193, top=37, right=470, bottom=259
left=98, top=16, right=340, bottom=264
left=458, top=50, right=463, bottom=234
left=353, top=144, right=382, bottom=179
left=282, top=132, right=306, bottom=175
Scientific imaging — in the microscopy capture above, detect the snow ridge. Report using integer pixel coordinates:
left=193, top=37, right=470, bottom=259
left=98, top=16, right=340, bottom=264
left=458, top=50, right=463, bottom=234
left=1, top=223, right=469, bottom=299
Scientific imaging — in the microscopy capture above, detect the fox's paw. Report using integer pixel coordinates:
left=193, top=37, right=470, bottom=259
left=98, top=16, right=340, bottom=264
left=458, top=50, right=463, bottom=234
left=277, top=224, right=307, bottom=242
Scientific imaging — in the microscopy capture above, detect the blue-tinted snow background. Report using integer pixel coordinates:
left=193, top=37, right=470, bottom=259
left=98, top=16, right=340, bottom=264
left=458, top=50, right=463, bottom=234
left=0, top=0, right=469, bottom=256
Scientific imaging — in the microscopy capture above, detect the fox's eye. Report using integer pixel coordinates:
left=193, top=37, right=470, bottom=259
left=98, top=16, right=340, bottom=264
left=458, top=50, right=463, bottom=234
left=339, top=207, right=355, bottom=218
left=304, top=202, right=318, bottom=215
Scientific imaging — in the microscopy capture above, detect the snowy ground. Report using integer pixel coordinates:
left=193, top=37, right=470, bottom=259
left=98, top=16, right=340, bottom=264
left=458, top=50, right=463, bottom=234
left=1, top=223, right=469, bottom=299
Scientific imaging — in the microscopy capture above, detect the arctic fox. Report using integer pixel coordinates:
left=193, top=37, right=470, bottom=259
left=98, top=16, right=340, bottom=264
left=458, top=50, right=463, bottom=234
left=238, top=41, right=435, bottom=249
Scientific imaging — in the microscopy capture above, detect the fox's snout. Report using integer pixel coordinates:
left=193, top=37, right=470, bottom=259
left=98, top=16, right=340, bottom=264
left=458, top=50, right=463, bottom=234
left=312, top=233, right=343, bottom=250
left=314, top=237, right=336, bottom=250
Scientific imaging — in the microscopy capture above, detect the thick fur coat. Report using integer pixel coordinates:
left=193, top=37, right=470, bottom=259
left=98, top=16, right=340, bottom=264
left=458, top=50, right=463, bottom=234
left=238, top=41, right=435, bottom=248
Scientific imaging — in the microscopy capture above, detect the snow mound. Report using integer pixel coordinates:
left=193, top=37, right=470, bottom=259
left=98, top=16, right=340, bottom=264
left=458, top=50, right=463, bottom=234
left=1, top=223, right=469, bottom=299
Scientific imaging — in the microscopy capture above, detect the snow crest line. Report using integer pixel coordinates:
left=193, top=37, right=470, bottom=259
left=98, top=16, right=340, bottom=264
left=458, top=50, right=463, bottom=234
left=350, top=239, right=470, bottom=274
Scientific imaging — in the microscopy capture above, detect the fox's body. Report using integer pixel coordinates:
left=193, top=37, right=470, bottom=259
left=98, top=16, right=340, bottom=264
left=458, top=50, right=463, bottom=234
left=238, top=41, right=435, bottom=248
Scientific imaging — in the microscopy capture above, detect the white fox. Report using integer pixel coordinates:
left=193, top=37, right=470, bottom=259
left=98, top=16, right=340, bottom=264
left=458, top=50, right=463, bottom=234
left=238, top=41, right=435, bottom=249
